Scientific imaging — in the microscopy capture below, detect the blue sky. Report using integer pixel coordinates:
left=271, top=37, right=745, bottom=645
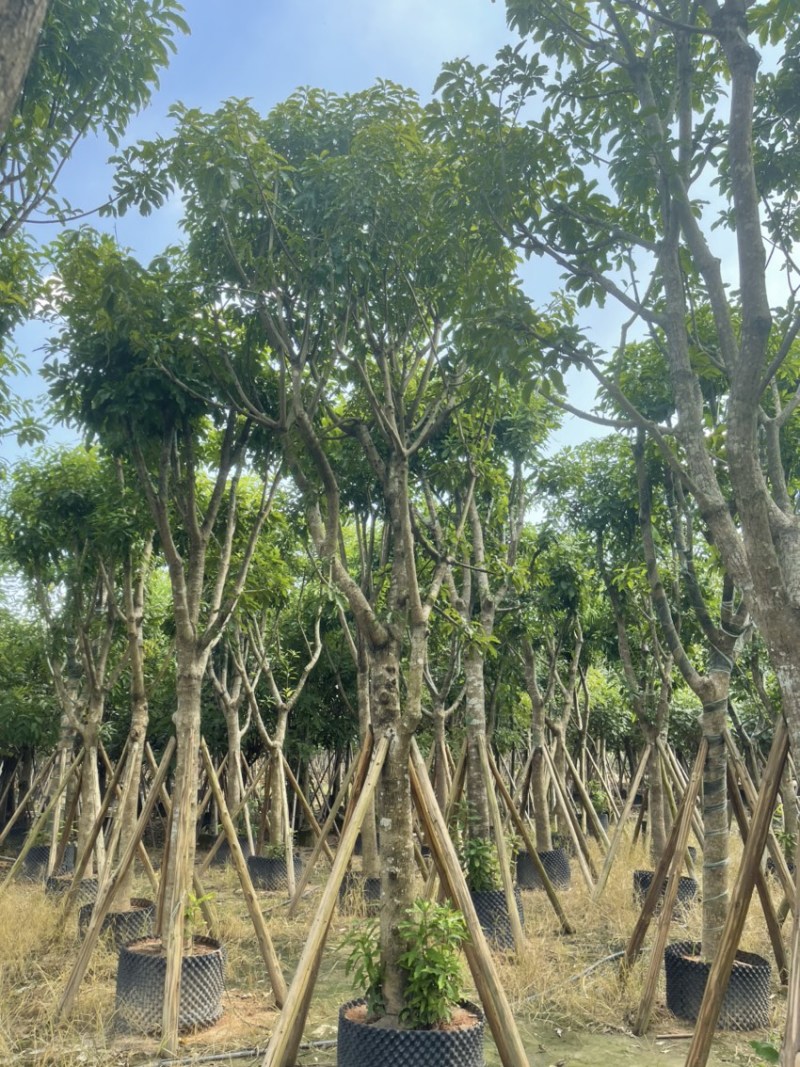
left=12, top=0, right=600, bottom=457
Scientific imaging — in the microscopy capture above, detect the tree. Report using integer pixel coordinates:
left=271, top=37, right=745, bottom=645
left=0, top=0, right=188, bottom=446
left=45, top=232, right=281, bottom=1052
left=434, top=7, right=800, bottom=1058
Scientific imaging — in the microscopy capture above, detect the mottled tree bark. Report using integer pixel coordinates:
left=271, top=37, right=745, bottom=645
left=0, top=0, right=49, bottom=139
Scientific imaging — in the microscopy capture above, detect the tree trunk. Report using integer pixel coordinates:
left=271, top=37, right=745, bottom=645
left=356, top=644, right=380, bottom=878
left=371, top=639, right=417, bottom=1023
left=0, top=0, right=49, bottom=140
left=522, top=639, right=552, bottom=850
left=464, top=645, right=491, bottom=840
left=700, top=696, right=729, bottom=962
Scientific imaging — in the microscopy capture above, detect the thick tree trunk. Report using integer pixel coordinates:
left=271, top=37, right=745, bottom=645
left=464, top=646, right=491, bottom=841
left=371, top=639, right=417, bottom=1023
left=356, top=647, right=380, bottom=878
left=0, top=0, right=49, bottom=140
left=522, top=639, right=552, bottom=850
left=646, top=737, right=668, bottom=863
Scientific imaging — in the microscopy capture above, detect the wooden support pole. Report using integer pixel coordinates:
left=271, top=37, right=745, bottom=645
left=57, top=738, right=175, bottom=1022
left=0, top=751, right=57, bottom=850
left=286, top=751, right=362, bottom=919
left=723, top=728, right=794, bottom=910
left=97, top=742, right=159, bottom=895
left=423, top=740, right=468, bottom=899
left=726, top=761, right=788, bottom=985
left=684, top=717, right=789, bottom=1067
left=542, top=742, right=595, bottom=887
left=281, top=752, right=334, bottom=864
left=486, top=746, right=574, bottom=934
left=0, top=750, right=84, bottom=892
left=476, top=734, right=525, bottom=954
left=593, top=743, right=652, bottom=900
left=562, top=742, right=610, bottom=849
left=409, top=740, right=530, bottom=1067
left=197, top=768, right=263, bottom=875
left=621, top=740, right=706, bottom=978
left=261, top=733, right=389, bottom=1067
left=660, top=740, right=704, bottom=850
left=633, top=738, right=708, bottom=1035
left=63, top=744, right=131, bottom=909
left=200, top=739, right=287, bottom=1006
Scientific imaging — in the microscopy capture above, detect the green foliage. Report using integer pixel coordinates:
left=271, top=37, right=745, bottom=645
left=344, top=901, right=468, bottom=1028
left=750, top=1040, right=780, bottom=1064
left=397, top=900, right=468, bottom=1028
left=343, top=921, right=385, bottom=1019
left=461, top=835, right=502, bottom=892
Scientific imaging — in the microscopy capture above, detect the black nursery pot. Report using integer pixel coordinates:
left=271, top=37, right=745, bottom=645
left=22, top=843, right=75, bottom=881
left=247, top=853, right=303, bottom=891
left=210, top=836, right=253, bottom=866
left=633, top=869, right=698, bottom=912
left=516, top=847, right=571, bottom=891
left=337, top=998, right=484, bottom=1067
left=470, top=886, right=524, bottom=950
left=664, top=940, right=771, bottom=1030
left=338, top=871, right=381, bottom=915
left=45, top=874, right=98, bottom=908
left=79, top=897, right=155, bottom=949
left=115, top=935, right=225, bottom=1034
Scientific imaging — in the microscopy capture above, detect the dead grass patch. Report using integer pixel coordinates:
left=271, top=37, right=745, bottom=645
left=0, top=833, right=788, bottom=1065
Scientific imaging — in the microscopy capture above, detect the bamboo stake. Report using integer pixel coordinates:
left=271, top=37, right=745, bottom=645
left=659, top=740, right=705, bottom=849
left=51, top=759, right=83, bottom=876
left=633, top=737, right=708, bottom=1035
left=261, top=733, right=389, bottom=1067
left=197, top=769, right=263, bottom=875
left=726, top=761, right=787, bottom=985
left=684, top=717, right=789, bottom=1067
left=409, top=740, right=530, bottom=1067
left=0, top=751, right=56, bottom=850
left=486, top=747, right=574, bottom=934
left=542, top=743, right=595, bottom=887
left=286, top=752, right=361, bottom=919
left=424, top=740, right=468, bottom=899
left=97, top=742, right=159, bottom=895
left=476, top=734, right=525, bottom=954
left=621, top=741, right=706, bottom=977
left=562, top=741, right=610, bottom=849
left=63, top=743, right=130, bottom=909
left=281, top=752, right=334, bottom=863
left=723, top=728, right=794, bottom=909
left=200, top=739, right=287, bottom=1006
left=593, top=743, right=652, bottom=900
left=57, top=738, right=176, bottom=1021
left=0, top=750, right=84, bottom=892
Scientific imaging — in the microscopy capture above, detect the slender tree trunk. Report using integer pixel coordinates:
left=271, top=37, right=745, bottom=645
left=522, top=639, right=552, bottom=850
left=356, top=643, right=380, bottom=878
left=701, top=694, right=729, bottom=961
left=464, top=645, right=491, bottom=840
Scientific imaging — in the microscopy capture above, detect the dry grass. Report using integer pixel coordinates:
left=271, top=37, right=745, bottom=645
left=0, top=833, right=788, bottom=1066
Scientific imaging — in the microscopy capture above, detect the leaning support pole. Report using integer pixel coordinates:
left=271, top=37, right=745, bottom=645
left=684, top=717, right=789, bottom=1067
left=0, top=751, right=57, bottom=851
left=486, top=746, right=574, bottom=935
left=593, top=743, right=652, bottom=900
left=281, top=752, right=334, bottom=864
left=201, top=739, right=287, bottom=1007
left=261, top=732, right=389, bottom=1067
left=57, top=738, right=176, bottom=1022
left=542, top=742, right=595, bottom=887
left=286, top=751, right=362, bottom=919
left=409, top=740, right=530, bottom=1067
left=621, top=740, right=706, bottom=977
left=0, top=750, right=84, bottom=892
left=632, top=738, right=707, bottom=1035
left=726, top=761, right=788, bottom=985
left=477, top=733, right=525, bottom=954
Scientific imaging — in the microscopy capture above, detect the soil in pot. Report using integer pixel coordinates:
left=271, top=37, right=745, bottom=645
left=115, top=935, right=225, bottom=1034
left=247, top=853, right=303, bottom=891
left=79, top=897, right=155, bottom=949
left=664, top=940, right=771, bottom=1030
left=470, top=887, right=524, bottom=950
left=337, top=998, right=484, bottom=1067
left=517, top=848, right=571, bottom=891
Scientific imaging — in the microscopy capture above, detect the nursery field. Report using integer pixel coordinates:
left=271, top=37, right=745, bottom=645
left=0, top=836, right=782, bottom=1067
